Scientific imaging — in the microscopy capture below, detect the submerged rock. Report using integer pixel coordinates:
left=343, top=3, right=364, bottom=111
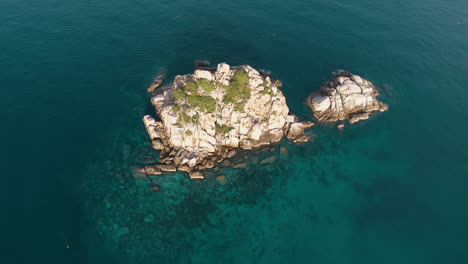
left=280, top=146, right=288, bottom=156
left=259, top=155, right=276, bottom=164
left=144, top=165, right=162, bottom=175
left=307, top=71, right=388, bottom=124
left=142, top=63, right=313, bottom=179
left=233, top=162, right=247, bottom=169
left=148, top=184, right=160, bottom=192
left=216, top=175, right=228, bottom=185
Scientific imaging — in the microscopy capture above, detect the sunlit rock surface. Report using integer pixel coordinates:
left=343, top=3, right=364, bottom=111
left=307, top=71, right=388, bottom=124
left=143, top=63, right=313, bottom=178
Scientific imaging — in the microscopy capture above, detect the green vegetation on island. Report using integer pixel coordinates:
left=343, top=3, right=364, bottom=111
left=173, top=81, right=217, bottom=113
left=173, top=69, right=253, bottom=114
left=176, top=108, right=200, bottom=124
left=197, top=79, right=215, bottom=92
left=222, top=70, right=251, bottom=112
left=177, top=111, right=191, bottom=123
left=215, top=123, right=232, bottom=134
left=260, top=79, right=274, bottom=96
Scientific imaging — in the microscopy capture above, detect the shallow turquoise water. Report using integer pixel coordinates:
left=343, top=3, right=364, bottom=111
left=2, top=0, right=468, bottom=263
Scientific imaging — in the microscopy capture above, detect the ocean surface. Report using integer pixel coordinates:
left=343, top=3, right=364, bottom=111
left=2, top=0, right=468, bottom=263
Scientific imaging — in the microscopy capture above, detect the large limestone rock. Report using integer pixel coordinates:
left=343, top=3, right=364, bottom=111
left=143, top=63, right=313, bottom=178
left=307, top=71, right=388, bottom=124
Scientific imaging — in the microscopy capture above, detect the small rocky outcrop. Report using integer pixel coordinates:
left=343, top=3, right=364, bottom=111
left=143, top=63, right=313, bottom=179
left=147, top=73, right=165, bottom=93
left=307, top=71, right=388, bottom=124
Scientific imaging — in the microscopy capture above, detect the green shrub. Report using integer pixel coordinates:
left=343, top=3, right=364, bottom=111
left=187, top=95, right=216, bottom=113
left=185, top=81, right=198, bottom=94
left=173, top=80, right=217, bottom=113
left=223, top=70, right=250, bottom=104
left=192, top=112, right=200, bottom=122
left=178, top=112, right=191, bottom=124
left=173, top=88, right=186, bottom=100
left=198, top=79, right=215, bottom=92
left=231, top=69, right=250, bottom=85
left=185, top=130, right=193, bottom=136
left=234, top=102, right=245, bottom=112
left=242, top=87, right=251, bottom=98
left=215, top=123, right=232, bottom=134
left=222, top=69, right=251, bottom=112
left=172, top=105, right=181, bottom=112
left=260, top=79, right=274, bottom=96
left=218, top=83, right=229, bottom=90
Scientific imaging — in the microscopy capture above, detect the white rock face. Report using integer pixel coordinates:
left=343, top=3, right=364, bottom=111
left=307, top=71, right=388, bottom=124
left=143, top=63, right=314, bottom=178
left=194, top=70, right=213, bottom=81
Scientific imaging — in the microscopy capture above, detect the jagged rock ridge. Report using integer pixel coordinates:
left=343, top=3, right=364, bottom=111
left=143, top=63, right=313, bottom=179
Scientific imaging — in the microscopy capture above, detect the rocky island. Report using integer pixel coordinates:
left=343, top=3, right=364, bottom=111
left=307, top=71, right=388, bottom=125
left=142, top=63, right=313, bottom=179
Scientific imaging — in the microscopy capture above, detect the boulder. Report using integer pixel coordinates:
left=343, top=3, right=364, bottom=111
left=349, top=112, right=370, bottom=124
left=205, top=159, right=215, bottom=169
left=221, top=159, right=232, bottom=167
left=131, top=166, right=147, bottom=178
left=216, top=175, right=228, bottom=185
left=177, top=165, right=190, bottom=172
left=307, top=71, right=388, bottom=124
left=194, top=69, right=214, bottom=81
left=144, top=165, right=162, bottom=175
left=189, top=171, right=204, bottom=179
left=151, top=140, right=165, bottom=150
left=227, top=149, right=237, bottom=158
left=156, top=164, right=176, bottom=172
left=148, top=184, right=160, bottom=192
left=233, top=162, right=247, bottom=169
left=147, top=73, right=165, bottom=93
left=259, top=156, right=276, bottom=164
left=147, top=80, right=162, bottom=93
left=287, top=121, right=314, bottom=143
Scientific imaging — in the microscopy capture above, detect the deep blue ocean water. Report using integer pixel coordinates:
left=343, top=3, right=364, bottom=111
left=2, top=0, right=468, bottom=263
